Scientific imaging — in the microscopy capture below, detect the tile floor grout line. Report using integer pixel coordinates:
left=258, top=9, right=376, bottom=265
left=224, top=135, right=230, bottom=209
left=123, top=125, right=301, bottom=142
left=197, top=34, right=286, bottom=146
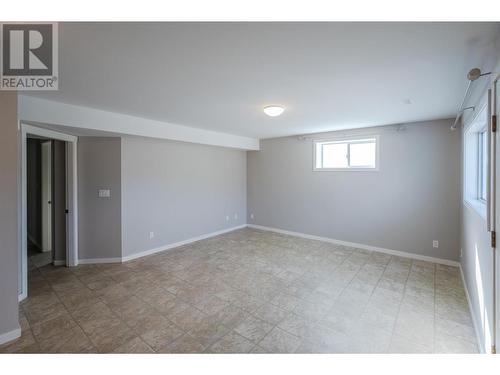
left=29, top=265, right=99, bottom=353
left=385, top=258, right=413, bottom=353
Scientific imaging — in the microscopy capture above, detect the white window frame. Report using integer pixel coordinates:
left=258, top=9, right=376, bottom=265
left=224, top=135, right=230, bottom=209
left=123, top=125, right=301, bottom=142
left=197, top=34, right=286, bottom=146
left=463, top=101, right=488, bottom=219
left=313, top=135, right=380, bottom=172
left=20, top=123, right=79, bottom=302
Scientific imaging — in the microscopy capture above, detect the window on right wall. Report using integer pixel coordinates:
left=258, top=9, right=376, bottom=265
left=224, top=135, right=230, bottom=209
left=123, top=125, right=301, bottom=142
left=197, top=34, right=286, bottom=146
left=464, top=103, right=489, bottom=218
left=478, top=129, right=488, bottom=202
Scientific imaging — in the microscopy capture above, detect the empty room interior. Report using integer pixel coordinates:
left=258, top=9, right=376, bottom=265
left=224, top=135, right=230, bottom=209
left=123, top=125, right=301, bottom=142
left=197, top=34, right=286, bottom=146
left=3, top=20, right=500, bottom=357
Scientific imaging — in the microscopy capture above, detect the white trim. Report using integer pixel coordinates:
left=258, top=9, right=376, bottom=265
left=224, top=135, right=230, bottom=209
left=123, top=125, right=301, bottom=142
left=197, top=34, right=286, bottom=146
left=18, top=291, right=27, bottom=302
left=20, top=126, right=28, bottom=302
left=53, top=260, right=66, bottom=266
left=460, top=264, right=485, bottom=354
left=20, top=123, right=79, bottom=301
left=494, top=73, right=500, bottom=357
left=463, top=98, right=489, bottom=220
left=247, top=224, right=460, bottom=267
left=22, top=123, right=77, bottom=143
left=19, top=95, right=259, bottom=151
left=0, top=327, right=21, bottom=346
left=76, top=225, right=247, bottom=265
left=122, top=225, right=247, bottom=262
left=313, top=167, right=380, bottom=173
left=78, top=257, right=122, bottom=265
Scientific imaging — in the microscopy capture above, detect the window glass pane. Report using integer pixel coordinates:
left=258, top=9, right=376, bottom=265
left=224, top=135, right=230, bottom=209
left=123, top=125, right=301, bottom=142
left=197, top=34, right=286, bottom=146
left=349, top=141, right=376, bottom=167
left=480, top=131, right=488, bottom=201
left=322, top=143, right=348, bottom=168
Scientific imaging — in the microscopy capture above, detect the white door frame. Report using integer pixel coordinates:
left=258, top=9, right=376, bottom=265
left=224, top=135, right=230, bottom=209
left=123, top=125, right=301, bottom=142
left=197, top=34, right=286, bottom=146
left=493, top=73, right=500, bottom=354
left=20, top=123, right=78, bottom=301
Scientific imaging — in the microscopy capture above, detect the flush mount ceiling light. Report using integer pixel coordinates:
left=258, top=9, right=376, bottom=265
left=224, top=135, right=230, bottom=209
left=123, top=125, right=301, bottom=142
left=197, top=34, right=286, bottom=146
left=263, top=105, right=285, bottom=117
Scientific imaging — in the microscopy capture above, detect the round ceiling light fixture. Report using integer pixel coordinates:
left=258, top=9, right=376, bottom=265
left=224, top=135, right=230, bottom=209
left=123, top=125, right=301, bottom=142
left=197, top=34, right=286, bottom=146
left=263, top=105, right=285, bottom=117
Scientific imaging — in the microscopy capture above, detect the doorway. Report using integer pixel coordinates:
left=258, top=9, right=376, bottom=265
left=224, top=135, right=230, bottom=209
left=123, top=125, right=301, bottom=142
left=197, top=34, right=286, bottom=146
left=20, top=124, right=78, bottom=301
left=26, top=138, right=54, bottom=268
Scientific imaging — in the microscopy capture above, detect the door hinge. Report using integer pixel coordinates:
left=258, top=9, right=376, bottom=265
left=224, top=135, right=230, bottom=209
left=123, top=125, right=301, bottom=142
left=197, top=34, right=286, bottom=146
left=491, top=231, right=496, bottom=248
left=492, top=344, right=496, bottom=354
left=65, top=209, right=69, bottom=214
left=493, top=115, right=497, bottom=133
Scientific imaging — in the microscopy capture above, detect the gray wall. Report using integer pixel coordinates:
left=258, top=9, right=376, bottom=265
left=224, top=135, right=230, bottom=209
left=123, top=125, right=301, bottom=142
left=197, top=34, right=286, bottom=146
left=0, top=92, right=20, bottom=338
left=78, top=137, right=122, bottom=260
left=53, top=140, right=67, bottom=262
left=121, top=136, right=246, bottom=257
left=248, top=119, right=461, bottom=261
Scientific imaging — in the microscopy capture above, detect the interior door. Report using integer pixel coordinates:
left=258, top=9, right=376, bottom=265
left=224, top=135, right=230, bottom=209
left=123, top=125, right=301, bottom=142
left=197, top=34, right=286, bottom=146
left=494, top=74, right=500, bottom=354
left=41, top=141, right=52, bottom=253
left=65, top=141, right=78, bottom=267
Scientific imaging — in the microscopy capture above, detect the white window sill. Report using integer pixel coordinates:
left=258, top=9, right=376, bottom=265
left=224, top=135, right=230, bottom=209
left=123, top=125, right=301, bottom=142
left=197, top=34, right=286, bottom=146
left=313, top=167, right=379, bottom=172
left=464, top=199, right=487, bottom=221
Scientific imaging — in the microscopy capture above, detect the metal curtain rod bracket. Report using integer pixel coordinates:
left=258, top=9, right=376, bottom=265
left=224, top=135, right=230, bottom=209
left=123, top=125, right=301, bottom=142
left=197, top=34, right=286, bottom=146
left=451, top=68, right=492, bottom=130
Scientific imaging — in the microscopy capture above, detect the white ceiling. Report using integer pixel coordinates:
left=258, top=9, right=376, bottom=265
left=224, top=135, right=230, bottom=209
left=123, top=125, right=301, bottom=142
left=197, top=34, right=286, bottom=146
left=28, top=22, right=500, bottom=139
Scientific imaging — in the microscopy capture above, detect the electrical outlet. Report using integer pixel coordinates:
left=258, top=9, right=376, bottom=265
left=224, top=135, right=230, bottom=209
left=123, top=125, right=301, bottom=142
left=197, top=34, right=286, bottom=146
left=98, top=189, right=111, bottom=198
left=433, top=240, right=439, bottom=248
left=226, top=216, right=230, bottom=221
left=149, top=231, right=154, bottom=239
left=460, top=248, right=463, bottom=258
left=250, top=214, right=254, bottom=220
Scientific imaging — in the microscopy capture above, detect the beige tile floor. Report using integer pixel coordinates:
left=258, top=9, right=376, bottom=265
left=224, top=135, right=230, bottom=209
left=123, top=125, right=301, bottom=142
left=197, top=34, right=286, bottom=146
left=0, top=228, right=478, bottom=353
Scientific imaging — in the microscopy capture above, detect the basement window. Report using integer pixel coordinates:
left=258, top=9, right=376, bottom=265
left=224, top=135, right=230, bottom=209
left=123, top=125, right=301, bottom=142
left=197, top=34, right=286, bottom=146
left=314, top=136, right=379, bottom=171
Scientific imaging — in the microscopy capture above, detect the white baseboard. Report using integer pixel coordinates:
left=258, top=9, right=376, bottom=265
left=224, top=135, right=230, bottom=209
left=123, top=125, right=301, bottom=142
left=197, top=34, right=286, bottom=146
left=77, top=225, right=247, bottom=265
left=53, top=260, right=66, bottom=266
left=122, top=224, right=247, bottom=262
left=0, top=327, right=21, bottom=346
left=459, top=264, right=485, bottom=354
left=18, top=291, right=27, bottom=302
left=247, top=224, right=460, bottom=267
left=78, top=257, right=122, bottom=265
